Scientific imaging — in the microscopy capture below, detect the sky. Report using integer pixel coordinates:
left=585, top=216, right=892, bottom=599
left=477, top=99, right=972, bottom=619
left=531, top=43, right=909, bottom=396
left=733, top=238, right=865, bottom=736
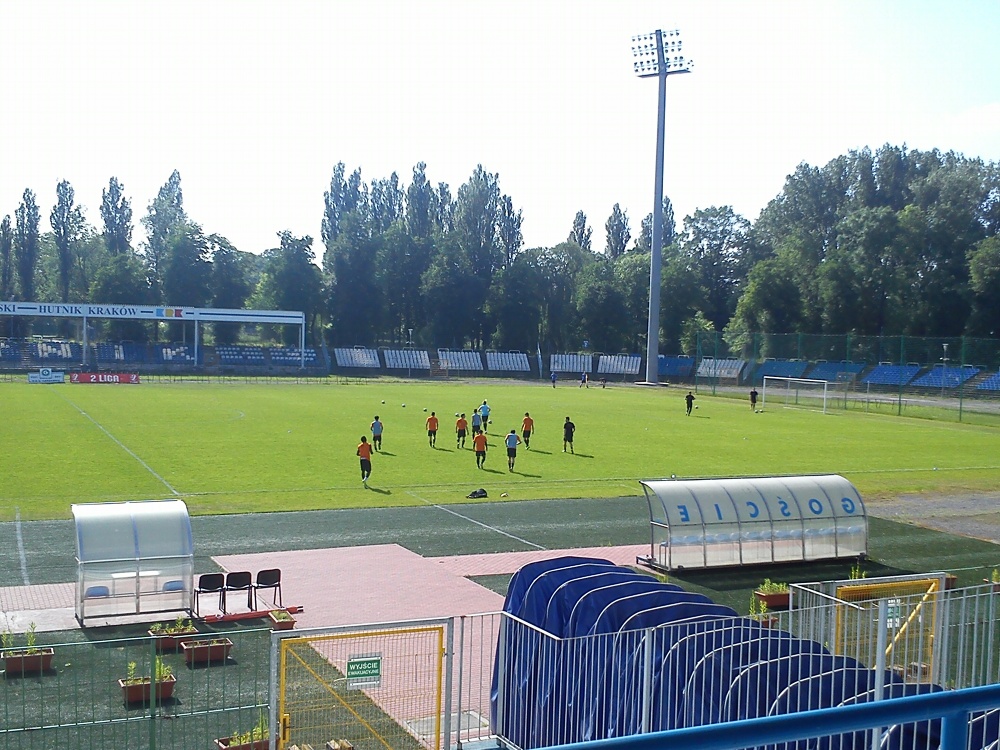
left=2, top=0, right=999, bottom=257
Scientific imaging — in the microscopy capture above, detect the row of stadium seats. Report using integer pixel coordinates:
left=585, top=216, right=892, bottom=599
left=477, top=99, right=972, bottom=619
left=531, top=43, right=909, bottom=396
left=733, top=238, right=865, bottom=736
left=597, top=354, right=641, bottom=375
left=437, top=349, right=484, bottom=371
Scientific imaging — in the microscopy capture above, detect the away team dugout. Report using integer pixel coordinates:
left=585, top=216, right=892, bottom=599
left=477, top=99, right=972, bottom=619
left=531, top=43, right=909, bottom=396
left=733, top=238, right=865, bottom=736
left=73, top=499, right=194, bottom=624
left=638, top=475, right=867, bottom=571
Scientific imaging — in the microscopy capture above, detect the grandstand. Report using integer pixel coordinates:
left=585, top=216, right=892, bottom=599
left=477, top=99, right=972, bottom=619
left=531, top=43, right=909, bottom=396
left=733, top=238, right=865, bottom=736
left=658, top=355, right=695, bottom=378
left=95, top=342, right=147, bottom=365
left=695, top=357, right=746, bottom=381
left=333, top=347, right=381, bottom=368
left=216, top=344, right=266, bottom=366
left=597, top=354, right=641, bottom=377
left=806, top=360, right=865, bottom=382
left=437, top=349, right=484, bottom=371
left=485, top=350, right=531, bottom=372
left=383, top=348, right=431, bottom=370
left=977, top=369, right=1000, bottom=392
left=0, top=339, right=22, bottom=362
left=29, top=340, right=83, bottom=364
left=911, top=364, right=980, bottom=389
left=156, top=343, right=198, bottom=364
left=270, top=347, right=321, bottom=367
left=862, top=363, right=921, bottom=386
left=550, top=353, right=591, bottom=373
left=751, top=358, right=809, bottom=382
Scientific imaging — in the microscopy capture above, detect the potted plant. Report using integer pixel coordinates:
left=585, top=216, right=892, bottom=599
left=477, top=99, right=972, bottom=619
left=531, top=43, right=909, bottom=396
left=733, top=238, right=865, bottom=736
left=214, top=710, right=269, bottom=749
left=984, top=569, right=1000, bottom=593
left=754, top=578, right=790, bottom=610
left=118, top=656, right=176, bottom=704
left=149, top=616, right=198, bottom=651
left=267, top=610, right=296, bottom=631
left=1, top=623, right=55, bottom=675
left=181, top=637, right=234, bottom=665
left=748, top=594, right=778, bottom=629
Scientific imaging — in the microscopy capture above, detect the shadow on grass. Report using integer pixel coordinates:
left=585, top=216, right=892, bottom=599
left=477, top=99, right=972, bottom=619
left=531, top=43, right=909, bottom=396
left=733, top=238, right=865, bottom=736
left=366, top=486, right=392, bottom=495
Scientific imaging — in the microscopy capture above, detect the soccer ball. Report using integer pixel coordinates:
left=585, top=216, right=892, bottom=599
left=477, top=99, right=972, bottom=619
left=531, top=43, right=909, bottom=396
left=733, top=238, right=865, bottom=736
left=501, top=492, right=509, bottom=498
left=694, top=405, right=699, bottom=409
left=488, top=420, right=493, bottom=424
left=402, top=404, right=406, bottom=407
left=455, top=412, right=459, bottom=417
left=381, top=400, right=385, bottom=404
left=423, top=408, right=427, bottom=411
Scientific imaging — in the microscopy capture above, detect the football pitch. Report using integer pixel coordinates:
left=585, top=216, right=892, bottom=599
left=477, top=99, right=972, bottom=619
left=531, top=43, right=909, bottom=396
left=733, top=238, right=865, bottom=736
left=2, top=378, right=999, bottom=522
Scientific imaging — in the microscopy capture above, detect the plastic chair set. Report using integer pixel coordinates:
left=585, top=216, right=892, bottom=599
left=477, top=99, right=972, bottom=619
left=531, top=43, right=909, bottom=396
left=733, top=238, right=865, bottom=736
left=194, top=568, right=282, bottom=616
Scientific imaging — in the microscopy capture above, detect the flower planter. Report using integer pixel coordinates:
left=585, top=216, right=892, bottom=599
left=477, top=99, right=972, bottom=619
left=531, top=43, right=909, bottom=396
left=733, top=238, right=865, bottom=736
left=2, top=648, right=55, bottom=676
left=213, top=737, right=269, bottom=750
left=755, top=616, right=780, bottom=629
left=149, top=627, right=198, bottom=652
left=182, top=638, right=234, bottom=665
left=983, top=580, right=1000, bottom=593
left=754, top=590, right=790, bottom=610
left=268, top=611, right=296, bottom=631
left=118, top=674, right=176, bottom=705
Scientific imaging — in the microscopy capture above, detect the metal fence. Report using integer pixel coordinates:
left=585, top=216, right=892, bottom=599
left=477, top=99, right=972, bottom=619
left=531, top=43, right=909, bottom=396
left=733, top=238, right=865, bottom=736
left=0, top=627, right=270, bottom=750
left=492, top=582, right=1000, bottom=750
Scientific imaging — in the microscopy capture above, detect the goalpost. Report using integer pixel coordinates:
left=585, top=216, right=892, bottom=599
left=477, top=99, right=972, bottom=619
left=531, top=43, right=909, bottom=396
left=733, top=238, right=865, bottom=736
left=761, top=376, right=845, bottom=414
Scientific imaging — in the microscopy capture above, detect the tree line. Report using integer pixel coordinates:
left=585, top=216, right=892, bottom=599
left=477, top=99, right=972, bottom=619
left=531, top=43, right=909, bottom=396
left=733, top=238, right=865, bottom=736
left=1, top=144, right=998, bottom=352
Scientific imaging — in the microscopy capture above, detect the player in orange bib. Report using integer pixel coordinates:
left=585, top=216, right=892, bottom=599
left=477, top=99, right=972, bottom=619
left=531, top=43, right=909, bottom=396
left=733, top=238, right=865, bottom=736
left=425, top=411, right=439, bottom=447
left=455, top=413, right=469, bottom=449
left=356, top=436, right=373, bottom=487
left=521, top=412, right=534, bottom=449
left=472, top=431, right=488, bottom=468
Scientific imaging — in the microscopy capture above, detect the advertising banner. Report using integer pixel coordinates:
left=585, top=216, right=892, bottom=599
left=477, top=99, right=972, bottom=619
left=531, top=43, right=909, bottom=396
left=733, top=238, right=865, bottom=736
left=27, top=368, right=65, bottom=384
left=70, top=372, right=141, bottom=384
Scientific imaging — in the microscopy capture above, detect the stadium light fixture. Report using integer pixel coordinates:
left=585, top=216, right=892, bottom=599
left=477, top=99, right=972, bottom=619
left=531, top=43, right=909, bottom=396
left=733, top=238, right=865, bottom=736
left=632, top=29, right=692, bottom=385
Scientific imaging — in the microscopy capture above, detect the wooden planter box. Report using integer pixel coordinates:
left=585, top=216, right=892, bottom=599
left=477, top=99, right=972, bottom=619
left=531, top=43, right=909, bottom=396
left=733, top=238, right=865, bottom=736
left=268, top=611, right=296, bottom=631
left=754, top=590, right=790, bottom=610
left=181, top=638, right=233, bottom=665
left=149, top=627, right=198, bottom=651
left=983, top=579, right=1000, bottom=593
left=2, top=648, right=55, bottom=675
left=754, top=616, right=780, bottom=629
left=118, top=674, right=176, bottom=705
left=213, top=737, right=269, bottom=750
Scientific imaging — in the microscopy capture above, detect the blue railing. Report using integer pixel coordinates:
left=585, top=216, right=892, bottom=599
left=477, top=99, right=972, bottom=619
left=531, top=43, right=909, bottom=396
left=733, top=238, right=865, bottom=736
left=548, top=684, right=1000, bottom=750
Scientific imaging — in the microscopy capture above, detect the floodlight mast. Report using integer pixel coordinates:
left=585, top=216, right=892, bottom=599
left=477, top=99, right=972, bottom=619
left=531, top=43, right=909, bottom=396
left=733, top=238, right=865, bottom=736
left=632, top=29, right=691, bottom=385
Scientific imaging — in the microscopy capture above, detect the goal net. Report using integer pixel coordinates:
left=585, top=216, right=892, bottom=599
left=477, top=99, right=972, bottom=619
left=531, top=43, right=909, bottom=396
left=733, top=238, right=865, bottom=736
left=761, top=376, right=846, bottom=414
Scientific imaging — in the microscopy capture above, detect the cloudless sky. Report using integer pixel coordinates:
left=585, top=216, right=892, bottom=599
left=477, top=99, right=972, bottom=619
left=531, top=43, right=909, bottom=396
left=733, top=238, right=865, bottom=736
left=2, top=0, right=998, bottom=258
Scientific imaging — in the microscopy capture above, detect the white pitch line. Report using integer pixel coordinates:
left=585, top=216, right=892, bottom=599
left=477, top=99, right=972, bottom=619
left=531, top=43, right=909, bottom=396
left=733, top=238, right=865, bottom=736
left=59, top=394, right=180, bottom=496
left=406, top=490, right=547, bottom=550
left=15, top=507, right=29, bottom=585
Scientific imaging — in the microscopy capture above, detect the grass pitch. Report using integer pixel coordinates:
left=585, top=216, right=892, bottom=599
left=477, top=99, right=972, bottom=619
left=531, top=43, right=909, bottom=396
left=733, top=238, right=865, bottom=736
left=2, top=379, right=999, bottom=521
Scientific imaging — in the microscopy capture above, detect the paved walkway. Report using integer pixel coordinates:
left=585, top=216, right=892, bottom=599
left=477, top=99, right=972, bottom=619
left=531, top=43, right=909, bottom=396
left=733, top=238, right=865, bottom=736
left=0, top=543, right=648, bottom=633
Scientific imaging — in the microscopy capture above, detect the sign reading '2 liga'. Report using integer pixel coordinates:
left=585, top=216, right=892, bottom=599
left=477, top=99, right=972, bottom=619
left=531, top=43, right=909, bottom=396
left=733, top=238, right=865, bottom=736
left=70, top=373, right=141, bottom=384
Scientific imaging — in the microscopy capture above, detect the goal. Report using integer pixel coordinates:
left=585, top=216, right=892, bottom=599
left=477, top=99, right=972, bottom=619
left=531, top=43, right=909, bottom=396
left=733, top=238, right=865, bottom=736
left=761, top=376, right=846, bottom=414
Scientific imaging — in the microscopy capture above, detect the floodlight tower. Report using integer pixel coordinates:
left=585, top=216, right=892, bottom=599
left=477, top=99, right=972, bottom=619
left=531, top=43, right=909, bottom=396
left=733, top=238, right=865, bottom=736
left=632, top=29, right=691, bottom=385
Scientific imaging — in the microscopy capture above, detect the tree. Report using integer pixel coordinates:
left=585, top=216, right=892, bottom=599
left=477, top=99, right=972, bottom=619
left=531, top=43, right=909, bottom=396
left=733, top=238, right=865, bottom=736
left=484, top=255, right=544, bottom=350
left=322, top=164, right=368, bottom=252
left=567, top=210, right=593, bottom=251
left=967, top=236, right=1000, bottom=336
left=679, top=206, right=751, bottom=330
left=141, top=170, right=185, bottom=303
left=0, top=216, right=13, bottom=300
left=162, top=223, right=211, bottom=307
left=15, top=188, right=41, bottom=302
left=50, top=180, right=85, bottom=303
left=453, top=165, right=503, bottom=346
left=208, top=234, right=253, bottom=344
left=613, top=251, right=651, bottom=352
left=254, top=231, right=323, bottom=343
left=405, top=162, right=435, bottom=239
left=370, top=172, right=404, bottom=235
left=497, top=195, right=523, bottom=269
left=100, top=176, right=133, bottom=256
left=574, top=261, right=630, bottom=352
left=604, top=203, right=630, bottom=259
left=89, top=253, right=151, bottom=340
left=420, top=234, right=477, bottom=347
left=633, top=196, right=677, bottom=252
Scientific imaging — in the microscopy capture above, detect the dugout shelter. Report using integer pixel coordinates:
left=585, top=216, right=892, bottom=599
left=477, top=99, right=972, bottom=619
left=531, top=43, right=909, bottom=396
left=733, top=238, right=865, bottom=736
left=638, top=474, right=867, bottom=571
left=73, top=499, right=194, bottom=624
